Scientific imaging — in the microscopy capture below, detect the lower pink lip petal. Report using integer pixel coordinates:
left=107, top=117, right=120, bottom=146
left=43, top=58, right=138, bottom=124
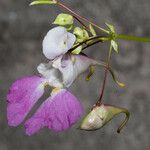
left=7, top=75, right=45, bottom=127
left=24, top=89, right=83, bottom=136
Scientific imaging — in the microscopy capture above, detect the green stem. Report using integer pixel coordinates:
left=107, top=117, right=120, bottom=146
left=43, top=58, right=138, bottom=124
left=117, top=34, right=150, bottom=42
left=69, top=36, right=110, bottom=52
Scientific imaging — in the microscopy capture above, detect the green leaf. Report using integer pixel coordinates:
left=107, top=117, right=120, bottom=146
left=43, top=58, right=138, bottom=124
left=89, top=24, right=96, bottom=36
left=86, top=66, right=95, bottom=81
left=53, top=13, right=74, bottom=26
left=30, top=0, right=57, bottom=6
left=105, top=22, right=115, bottom=33
left=108, top=66, right=125, bottom=87
left=92, top=60, right=125, bottom=87
left=111, top=40, right=118, bottom=53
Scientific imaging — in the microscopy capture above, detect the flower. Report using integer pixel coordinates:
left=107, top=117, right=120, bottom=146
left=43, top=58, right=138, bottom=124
left=7, top=52, right=99, bottom=135
left=43, top=26, right=76, bottom=60
left=7, top=24, right=121, bottom=135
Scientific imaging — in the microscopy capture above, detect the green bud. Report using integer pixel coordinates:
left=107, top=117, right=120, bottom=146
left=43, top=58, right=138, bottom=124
left=71, top=45, right=82, bottom=54
left=30, top=0, right=57, bottom=6
left=53, top=13, right=74, bottom=26
left=79, top=104, right=130, bottom=133
left=73, top=27, right=84, bottom=41
left=111, top=40, right=119, bottom=53
left=86, top=66, right=95, bottom=81
left=89, top=24, right=97, bottom=36
left=105, top=22, right=115, bottom=33
left=73, top=27, right=89, bottom=43
left=66, top=25, right=73, bottom=31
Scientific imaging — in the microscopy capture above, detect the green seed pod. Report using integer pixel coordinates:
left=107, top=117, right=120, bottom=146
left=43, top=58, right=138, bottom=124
left=53, top=13, right=74, bottom=26
left=79, top=104, right=130, bottom=133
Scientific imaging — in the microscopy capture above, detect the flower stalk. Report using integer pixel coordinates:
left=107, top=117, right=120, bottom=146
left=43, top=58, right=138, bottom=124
left=96, top=44, right=113, bottom=106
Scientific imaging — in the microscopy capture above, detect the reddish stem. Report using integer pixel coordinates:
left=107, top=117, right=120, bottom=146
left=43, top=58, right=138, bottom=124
left=96, top=67, right=108, bottom=106
left=96, top=48, right=112, bottom=106
left=73, top=16, right=90, bottom=30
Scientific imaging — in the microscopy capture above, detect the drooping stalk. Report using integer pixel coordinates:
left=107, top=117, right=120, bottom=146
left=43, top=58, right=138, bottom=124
left=96, top=45, right=113, bottom=106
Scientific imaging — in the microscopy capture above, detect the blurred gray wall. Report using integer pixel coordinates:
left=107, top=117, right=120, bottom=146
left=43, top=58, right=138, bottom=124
left=0, top=0, right=150, bottom=150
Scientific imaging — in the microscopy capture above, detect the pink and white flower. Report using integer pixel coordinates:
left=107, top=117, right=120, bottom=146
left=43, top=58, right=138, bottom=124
left=7, top=50, right=98, bottom=135
left=7, top=24, right=106, bottom=135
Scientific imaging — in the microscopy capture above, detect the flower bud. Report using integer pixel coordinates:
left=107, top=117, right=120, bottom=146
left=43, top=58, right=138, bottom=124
left=53, top=13, right=74, bottom=26
left=71, top=45, right=82, bottom=54
left=79, top=104, right=130, bottom=133
left=89, top=24, right=97, bottom=36
left=73, top=27, right=89, bottom=43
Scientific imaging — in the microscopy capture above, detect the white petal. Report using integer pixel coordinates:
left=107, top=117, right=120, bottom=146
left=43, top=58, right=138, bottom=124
left=37, top=54, right=98, bottom=88
left=37, top=62, right=63, bottom=88
left=43, top=26, right=76, bottom=60
left=52, top=55, right=74, bottom=87
left=52, top=54, right=97, bottom=87
left=73, top=54, right=98, bottom=75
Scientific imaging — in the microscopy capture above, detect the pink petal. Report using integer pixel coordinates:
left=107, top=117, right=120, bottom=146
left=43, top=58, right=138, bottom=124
left=7, top=76, right=45, bottom=126
left=25, top=89, right=83, bottom=136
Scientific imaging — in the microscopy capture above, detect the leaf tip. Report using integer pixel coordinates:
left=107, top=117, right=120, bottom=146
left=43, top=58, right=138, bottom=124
left=117, top=81, right=125, bottom=87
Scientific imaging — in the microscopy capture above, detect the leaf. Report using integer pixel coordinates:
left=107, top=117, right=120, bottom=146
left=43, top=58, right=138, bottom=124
left=111, top=40, right=118, bottom=53
left=30, top=0, right=57, bottom=6
left=105, top=22, right=115, bottom=33
left=94, top=61, right=125, bottom=87
left=86, top=66, right=95, bottom=81
left=108, top=66, right=125, bottom=87
left=89, top=24, right=97, bottom=36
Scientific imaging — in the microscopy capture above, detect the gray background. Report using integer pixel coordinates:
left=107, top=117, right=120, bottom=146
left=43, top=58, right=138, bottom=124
left=0, top=0, right=150, bottom=150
